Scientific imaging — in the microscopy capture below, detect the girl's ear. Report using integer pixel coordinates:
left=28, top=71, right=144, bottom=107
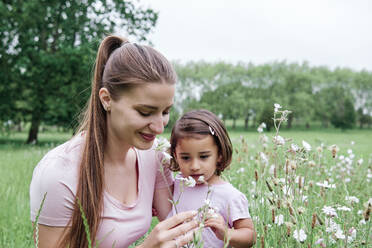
left=217, top=154, right=222, bottom=163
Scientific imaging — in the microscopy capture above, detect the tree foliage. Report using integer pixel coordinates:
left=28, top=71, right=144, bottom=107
left=0, top=0, right=157, bottom=143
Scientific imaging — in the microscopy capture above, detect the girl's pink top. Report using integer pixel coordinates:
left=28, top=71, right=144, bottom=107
left=30, top=133, right=173, bottom=248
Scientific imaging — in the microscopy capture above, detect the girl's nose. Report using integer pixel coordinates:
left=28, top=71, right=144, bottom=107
left=190, top=160, right=200, bottom=171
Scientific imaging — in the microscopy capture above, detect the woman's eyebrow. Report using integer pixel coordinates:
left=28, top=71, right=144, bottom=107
left=135, top=104, right=173, bottom=110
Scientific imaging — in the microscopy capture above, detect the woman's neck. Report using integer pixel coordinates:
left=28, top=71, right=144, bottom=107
left=104, top=131, right=133, bottom=168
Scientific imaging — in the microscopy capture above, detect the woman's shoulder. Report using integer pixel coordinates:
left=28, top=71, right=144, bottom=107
left=33, top=134, right=84, bottom=179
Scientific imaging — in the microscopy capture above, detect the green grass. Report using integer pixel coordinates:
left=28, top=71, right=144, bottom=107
left=1, top=129, right=371, bottom=247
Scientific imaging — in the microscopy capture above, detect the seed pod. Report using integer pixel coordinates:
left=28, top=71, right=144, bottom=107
left=290, top=215, right=297, bottom=225
left=316, top=213, right=324, bottom=225
left=272, top=209, right=275, bottom=223
left=274, top=166, right=277, bottom=178
left=285, top=159, right=289, bottom=175
left=289, top=206, right=295, bottom=216
left=286, top=225, right=291, bottom=237
left=299, top=176, right=302, bottom=189
left=364, top=203, right=371, bottom=221
left=277, top=199, right=281, bottom=209
left=312, top=213, right=317, bottom=229
left=260, top=236, right=265, bottom=248
left=255, top=170, right=259, bottom=182
left=266, top=180, right=273, bottom=192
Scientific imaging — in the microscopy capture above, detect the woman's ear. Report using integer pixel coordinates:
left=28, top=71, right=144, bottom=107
left=99, top=87, right=112, bottom=112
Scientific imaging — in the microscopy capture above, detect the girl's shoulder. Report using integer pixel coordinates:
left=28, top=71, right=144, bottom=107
left=211, top=182, right=248, bottom=201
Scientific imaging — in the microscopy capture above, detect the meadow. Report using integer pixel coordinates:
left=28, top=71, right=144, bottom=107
left=0, top=126, right=371, bottom=247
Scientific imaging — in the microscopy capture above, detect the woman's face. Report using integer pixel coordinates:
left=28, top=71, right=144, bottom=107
left=107, top=82, right=175, bottom=150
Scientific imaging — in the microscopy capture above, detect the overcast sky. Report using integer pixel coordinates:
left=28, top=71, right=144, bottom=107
left=128, top=0, right=372, bottom=71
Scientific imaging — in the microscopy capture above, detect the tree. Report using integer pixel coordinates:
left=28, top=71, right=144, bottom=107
left=330, top=96, right=356, bottom=130
left=1, top=0, right=158, bottom=143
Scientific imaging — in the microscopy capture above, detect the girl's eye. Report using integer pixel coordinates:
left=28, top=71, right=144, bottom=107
left=162, top=110, right=170, bottom=116
left=181, top=156, right=190, bottom=161
left=200, top=155, right=210, bottom=159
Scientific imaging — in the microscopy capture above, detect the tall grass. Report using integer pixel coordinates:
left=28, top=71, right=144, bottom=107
left=0, top=129, right=371, bottom=247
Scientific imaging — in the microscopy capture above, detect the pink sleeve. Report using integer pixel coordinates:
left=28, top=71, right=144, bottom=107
left=30, top=156, right=76, bottom=227
left=228, top=193, right=251, bottom=226
left=155, top=151, right=174, bottom=189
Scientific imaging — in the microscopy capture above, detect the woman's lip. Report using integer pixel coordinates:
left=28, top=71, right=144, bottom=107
left=140, top=132, right=155, bottom=141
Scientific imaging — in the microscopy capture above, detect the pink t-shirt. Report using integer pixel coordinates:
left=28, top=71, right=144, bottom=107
left=30, top=133, right=173, bottom=248
left=167, top=178, right=251, bottom=248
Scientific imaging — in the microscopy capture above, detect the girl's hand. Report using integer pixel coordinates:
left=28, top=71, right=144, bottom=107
left=204, top=214, right=229, bottom=241
left=138, top=211, right=198, bottom=248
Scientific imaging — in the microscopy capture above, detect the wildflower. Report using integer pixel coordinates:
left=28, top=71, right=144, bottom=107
left=259, top=152, right=269, bottom=165
left=316, top=146, right=323, bottom=153
left=293, top=229, right=307, bottom=243
left=179, top=176, right=196, bottom=187
left=273, top=135, right=285, bottom=145
left=337, top=206, right=351, bottom=212
left=289, top=143, right=299, bottom=153
left=325, top=218, right=340, bottom=232
left=298, top=207, right=306, bottom=215
left=155, top=137, right=171, bottom=152
left=260, top=134, right=269, bottom=143
left=195, top=176, right=204, bottom=185
left=347, top=227, right=356, bottom=243
left=204, top=199, right=211, bottom=207
left=275, top=214, right=284, bottom=226
left=308, top=160, right=316, bottom=167
left=357, top=158, right=363, bottom=165
left=322, top=206, right=338, bottom=217
left=257, top=122, right=266, bottom=133
left=161, top=152, right=172, bottom=165
left=302, top=140, right=311, bottom=152
left=329, top=144, right=339, bottom=158
left=274, top=103, right=282, bottom=113
left=237, top=167, right=245, bottom=173
left=334, top=229, right=345, bottom=240
left=316, top=180, right=336, bottom=189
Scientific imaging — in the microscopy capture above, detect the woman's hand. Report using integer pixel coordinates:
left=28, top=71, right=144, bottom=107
left=138, top=211, right=198, bottom=248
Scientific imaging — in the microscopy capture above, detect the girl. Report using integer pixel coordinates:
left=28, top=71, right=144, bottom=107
left=29, top=35, right=198, bottom=248
left=167, top=109, right=256, bottom=248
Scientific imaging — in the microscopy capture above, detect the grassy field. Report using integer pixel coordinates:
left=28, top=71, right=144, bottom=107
left=0, top=128, right=371, bottom=247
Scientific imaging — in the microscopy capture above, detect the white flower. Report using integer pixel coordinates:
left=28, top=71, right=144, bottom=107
left=237, top=167, right=245, bottom=173
left=302, top=140, right=311, bottom=151
left=293, top=229, right=307, bottom=243
left=196, top=176, right=205, bottom=184
left=257, top=122, right=266, bottom=133
left=155, top=137, right=171, bottom=152
left=161, top=152, right=172, bottom=165
left=335, top=229, right=345, bottom=240
left=179, top=176, right=196, bottom=187
left=322, top=206, right=338, bottom=217
left=204, top=199, right=211, bottom=206
left=347, top=149, right=353, bottom=154
left=325, top=218, right=340, bottom=232
left=275, top=214, right=284, bottom=226
left=274, top=103, right=282, bottom=109
left=351, top=141, right=355, bottom=145
left=357, top=158, right=363, bottom=165
left=273, top=135, right=285, bottom=145
left=348, top=227, right=356, bottom=243
left=259, top=152, right=269, bottom=165
left=337, top=206, right=351, bottom=212
left=316, top=180, right=336, bottom=189
left=290, top=143, right=299, bottom=152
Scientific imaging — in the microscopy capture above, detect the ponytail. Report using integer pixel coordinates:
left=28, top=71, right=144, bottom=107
left=60, top=36, right=126, bottom=248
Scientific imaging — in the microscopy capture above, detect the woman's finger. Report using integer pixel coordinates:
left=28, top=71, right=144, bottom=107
left=173, top=227, right=199, bottom=248
left=162, top=218, right=199, bottom=241
left=158, top=210, right=197, bottom=230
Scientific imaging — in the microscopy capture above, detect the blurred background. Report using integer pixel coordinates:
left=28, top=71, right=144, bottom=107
left=0, top=0, right=371, bottom=144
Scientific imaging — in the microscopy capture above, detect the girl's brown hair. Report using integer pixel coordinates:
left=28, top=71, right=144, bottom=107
left=59, top=35, right=177, bottom=248
left=169, top=109, right=233, bottom=176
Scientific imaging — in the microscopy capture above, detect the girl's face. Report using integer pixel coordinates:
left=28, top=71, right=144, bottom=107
left=175, top=135, right=222, bottom=185
left=106, top=82, right=175, bottom=150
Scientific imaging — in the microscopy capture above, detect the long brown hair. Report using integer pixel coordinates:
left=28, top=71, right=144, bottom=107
left=169, top=109, right=233, bottom=176
left=59, top=35, right=177, bottom=247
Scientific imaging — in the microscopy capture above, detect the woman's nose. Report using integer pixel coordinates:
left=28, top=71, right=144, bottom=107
left=149, top=116, right=164, bottom=134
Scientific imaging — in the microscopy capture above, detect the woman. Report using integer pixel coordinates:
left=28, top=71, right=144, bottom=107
left=30, top=35, right=198, bottom=248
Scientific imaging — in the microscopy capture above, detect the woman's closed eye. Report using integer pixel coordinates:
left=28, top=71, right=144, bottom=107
left=138, top=110, right=151, bottom=117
